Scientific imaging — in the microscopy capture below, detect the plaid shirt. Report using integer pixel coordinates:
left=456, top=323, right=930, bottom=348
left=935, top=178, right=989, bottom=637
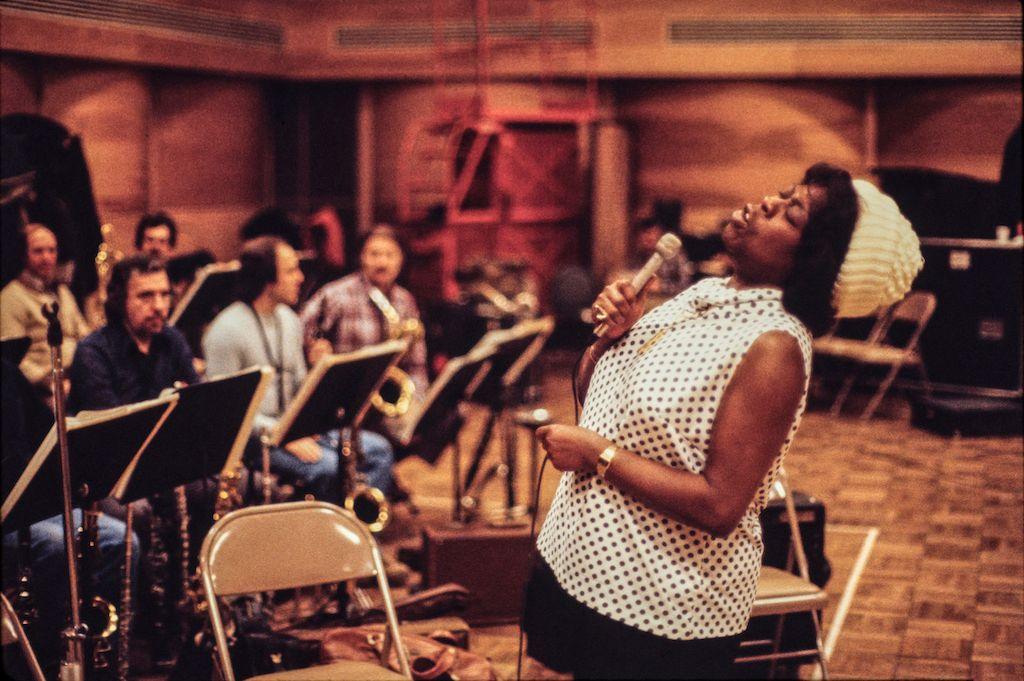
left=298, top=272, right=428, bottom=394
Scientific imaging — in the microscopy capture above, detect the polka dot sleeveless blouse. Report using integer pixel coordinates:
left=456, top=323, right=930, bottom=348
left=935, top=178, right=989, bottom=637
left=536, top=277, right=813, bottom=640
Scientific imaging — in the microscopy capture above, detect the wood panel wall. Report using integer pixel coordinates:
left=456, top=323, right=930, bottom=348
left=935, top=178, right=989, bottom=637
left=3, top=59, right=1019, bottom=280
left=619, top=81, right=867, bottom=236
left=1, top=1, right=1019, bottom=79
left=876, top=80, right=1023, bottom=181
left=2, top=55, right=270, bottom=260
left=370, top=80, right=590, bottom=218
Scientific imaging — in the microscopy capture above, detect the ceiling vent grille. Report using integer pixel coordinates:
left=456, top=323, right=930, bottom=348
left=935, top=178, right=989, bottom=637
left=336, top=19, right=593, bottom=49
left=668, top=15, right=1021, bottom=43
left=0, top=0, right=284, bottom=48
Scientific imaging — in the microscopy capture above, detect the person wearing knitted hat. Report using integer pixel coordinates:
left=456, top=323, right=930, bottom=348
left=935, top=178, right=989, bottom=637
left=523, top=162, right=922, bottom=679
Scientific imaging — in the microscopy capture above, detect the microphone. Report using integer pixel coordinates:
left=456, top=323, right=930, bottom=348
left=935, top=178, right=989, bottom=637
left=594, top=233, right=682, bottom=337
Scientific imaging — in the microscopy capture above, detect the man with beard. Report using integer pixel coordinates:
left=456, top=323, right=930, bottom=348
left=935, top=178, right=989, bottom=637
left=67, top=254, right=199, bottom=411
left=66, top=253, right=202, bottom=668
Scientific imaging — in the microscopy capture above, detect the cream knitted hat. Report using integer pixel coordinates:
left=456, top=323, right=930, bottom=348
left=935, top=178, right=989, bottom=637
left=832, top=179, right=924, bottom=318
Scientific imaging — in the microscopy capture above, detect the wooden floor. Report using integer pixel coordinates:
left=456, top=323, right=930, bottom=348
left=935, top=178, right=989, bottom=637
left=385, top=350, right=1024, bottom=680
left=118, top=350, right=1022, bottom=680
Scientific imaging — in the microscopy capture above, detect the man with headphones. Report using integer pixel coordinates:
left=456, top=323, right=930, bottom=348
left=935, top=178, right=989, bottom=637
left=202, top=236, right=393, bottom=503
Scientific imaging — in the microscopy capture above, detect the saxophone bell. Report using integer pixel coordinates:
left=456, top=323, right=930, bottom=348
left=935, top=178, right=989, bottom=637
left=344, top=485, right=390, bottom=534
left=366, top=287, right=422, bottom=419
left=340, top=432, right=390, bottom=534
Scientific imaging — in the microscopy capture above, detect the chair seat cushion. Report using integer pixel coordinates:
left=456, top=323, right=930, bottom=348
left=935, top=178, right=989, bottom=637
left=751, top=566, right=829, bottom=617
left=813, top=338, right=919, bottom=365
left=247, top=659, right=407, bottom=681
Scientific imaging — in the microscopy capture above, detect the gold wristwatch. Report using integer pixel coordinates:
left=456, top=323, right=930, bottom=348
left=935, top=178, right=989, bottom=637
left=596, top=445, right=619, bottom=480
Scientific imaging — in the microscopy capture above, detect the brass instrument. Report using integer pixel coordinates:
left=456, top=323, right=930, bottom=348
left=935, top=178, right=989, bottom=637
left=341, top=430, right=390, bottom=533
left=367, top=286, right=421, bottom=419
left=78, top=508, right=118, bottom=679
left=212, top=467, right=244, bottom=522
left=84, top=224, right=123, bottom=329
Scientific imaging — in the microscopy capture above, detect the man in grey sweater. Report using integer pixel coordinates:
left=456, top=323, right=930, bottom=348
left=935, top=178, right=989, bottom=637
left=202, top=236, right=393, bottom=501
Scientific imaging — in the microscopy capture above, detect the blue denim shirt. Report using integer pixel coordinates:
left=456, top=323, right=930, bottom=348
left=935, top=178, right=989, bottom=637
left=67, top=323, right=199, bottom=414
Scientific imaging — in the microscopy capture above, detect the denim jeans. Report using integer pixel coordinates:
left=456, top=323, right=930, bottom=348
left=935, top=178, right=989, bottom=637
left=269, top=429, right=394, bottom=502
left=2, top=509, right=140, bottom=666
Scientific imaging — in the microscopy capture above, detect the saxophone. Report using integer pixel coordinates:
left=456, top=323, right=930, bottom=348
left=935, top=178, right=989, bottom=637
left=340, top=430, right=390, bottom=533
left=78, top=507, right=118, bottom=680
left=84, top=224, right=123, bottom=329
left=366, top=286, right=422, bottom=419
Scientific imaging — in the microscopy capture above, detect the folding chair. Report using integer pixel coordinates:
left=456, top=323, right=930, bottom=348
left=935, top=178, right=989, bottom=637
left=1, top=592, right=46, bottom=681
left=199, top=501, right=411, bottom=681
left=814, top=290, right=936, bottom=419
left=734, top=468, right=830, bottom=680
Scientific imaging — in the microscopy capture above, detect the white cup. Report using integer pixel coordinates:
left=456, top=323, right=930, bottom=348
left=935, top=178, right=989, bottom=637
left=995, top=225, right=1011, bottom=242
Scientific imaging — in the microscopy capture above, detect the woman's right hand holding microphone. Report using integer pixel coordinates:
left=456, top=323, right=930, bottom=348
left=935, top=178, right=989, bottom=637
left=592, top=277, right=655, bottom=340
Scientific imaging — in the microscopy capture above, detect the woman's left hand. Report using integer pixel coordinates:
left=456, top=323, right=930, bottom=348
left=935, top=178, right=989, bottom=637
left=536, top=424, right=611, bottom=473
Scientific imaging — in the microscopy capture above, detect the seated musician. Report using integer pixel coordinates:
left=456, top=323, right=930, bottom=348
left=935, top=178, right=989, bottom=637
left=134, top=212, right=177, bottom=260
left=68, top=254, right=200, bottom=412
left=66, top=254, right=203, bottom=662
left=299, top=226, right=426, bottom=500
left=0, top=223, right=92, bottom=405
left=300, top=224, right=428, bottom=393
left=202, top=236, right=394, bottom=501
left=2, top=357, right=139, bottom=677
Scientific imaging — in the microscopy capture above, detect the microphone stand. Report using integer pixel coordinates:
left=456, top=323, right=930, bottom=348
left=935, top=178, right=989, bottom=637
left=42, top=302, right=88, bottom=681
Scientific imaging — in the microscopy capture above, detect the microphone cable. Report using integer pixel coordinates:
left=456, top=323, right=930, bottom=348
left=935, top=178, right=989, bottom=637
left=515, top=340, right=589, bottom=681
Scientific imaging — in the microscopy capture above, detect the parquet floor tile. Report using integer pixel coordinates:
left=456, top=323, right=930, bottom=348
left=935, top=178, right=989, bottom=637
left=894, top=656, right=972, bottom=679
left=972, top=661, right=1024, bottom=681
left=383, top=353, right=1023, bottom=679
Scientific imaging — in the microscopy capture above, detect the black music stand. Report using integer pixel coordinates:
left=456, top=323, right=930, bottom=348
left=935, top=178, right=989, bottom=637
left=457, top=317, right=555, bottom=524
left=260, top=340, right=410, bottom=504
left=167, top=261, right=240, bottom=356
left=389, top=344, right=496, bottom=520
left=1, top=394, right=179, bottom=534
left=393, top=343, right=497, bottom=450
left=116, top=367, right=272, bottom=505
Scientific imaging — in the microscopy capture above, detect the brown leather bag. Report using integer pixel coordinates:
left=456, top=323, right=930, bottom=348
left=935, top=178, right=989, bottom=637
left=300, top=624, right=497, bottom=681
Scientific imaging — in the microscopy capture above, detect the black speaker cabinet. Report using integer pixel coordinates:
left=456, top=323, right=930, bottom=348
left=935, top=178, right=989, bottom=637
left=916, top=238, right=1023, bottom=396
left=422, top=524, right=534, bottom=625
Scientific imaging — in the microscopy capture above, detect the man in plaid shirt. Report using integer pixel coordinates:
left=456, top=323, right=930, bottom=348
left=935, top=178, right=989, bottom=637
left=299, top=225, right=428, bottom=393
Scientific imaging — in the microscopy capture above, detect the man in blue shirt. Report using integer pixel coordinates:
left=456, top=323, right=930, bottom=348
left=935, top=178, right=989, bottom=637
left=66, top=253, right=202, bottom=666
left=68, top=254, right=198, bottom=412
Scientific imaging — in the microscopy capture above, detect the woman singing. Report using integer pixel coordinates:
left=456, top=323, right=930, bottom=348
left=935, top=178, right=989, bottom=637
left=524, top=163, right=923, bottom=679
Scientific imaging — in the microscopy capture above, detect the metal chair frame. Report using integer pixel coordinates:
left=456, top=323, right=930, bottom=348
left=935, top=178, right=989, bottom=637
left=1, top=591, right=46, bottom=681
left=199, top=501, right=412, bottom=681
left=816, top=291, right=937, bottom=419
left=734, top=468, right=830, bottom=680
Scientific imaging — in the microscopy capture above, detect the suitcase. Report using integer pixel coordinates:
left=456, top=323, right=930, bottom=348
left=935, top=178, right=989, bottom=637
left=759, top=490, right=830, bottom=588
left=421, top=524, right=535, bottom=625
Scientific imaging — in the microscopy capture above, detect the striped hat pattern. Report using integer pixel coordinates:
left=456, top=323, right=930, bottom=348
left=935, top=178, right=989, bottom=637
left=832, top=179, right=924, bottom=318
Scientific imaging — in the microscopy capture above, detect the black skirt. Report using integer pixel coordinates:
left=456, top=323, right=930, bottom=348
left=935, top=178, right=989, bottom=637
left=523, top=556, right=742, bottom=680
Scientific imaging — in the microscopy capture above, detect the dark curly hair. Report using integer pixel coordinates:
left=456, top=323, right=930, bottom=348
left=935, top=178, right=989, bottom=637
left=105, top=253, right=166, bottom=326
left=781, top=163, right=860, bottom=337
left=134, top=211, right=178, bottom=250
left=236, top=236, right=283, bottom=305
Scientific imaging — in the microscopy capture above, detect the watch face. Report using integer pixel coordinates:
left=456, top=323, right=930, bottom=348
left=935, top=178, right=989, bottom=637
left=597, top=446, right=618, bottom=478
